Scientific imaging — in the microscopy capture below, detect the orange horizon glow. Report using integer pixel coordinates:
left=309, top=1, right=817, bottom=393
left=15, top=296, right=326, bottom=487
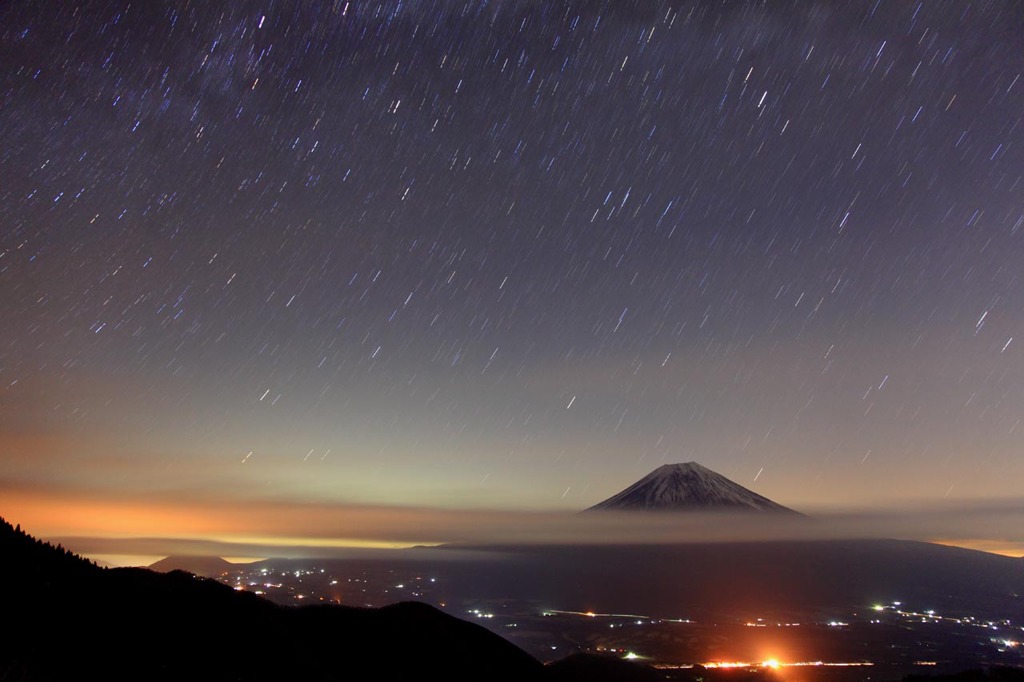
left=931, top=539, right=1024, bottom=558
left=4, top=488, right=1024, bottom=559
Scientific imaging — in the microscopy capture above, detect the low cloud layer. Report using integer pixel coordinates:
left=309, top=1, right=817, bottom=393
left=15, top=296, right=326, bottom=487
left=15, top=493, right=1023, bottom=561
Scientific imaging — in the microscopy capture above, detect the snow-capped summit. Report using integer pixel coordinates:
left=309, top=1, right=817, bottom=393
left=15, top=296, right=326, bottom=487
left=586, top=462, right=799, bottom=514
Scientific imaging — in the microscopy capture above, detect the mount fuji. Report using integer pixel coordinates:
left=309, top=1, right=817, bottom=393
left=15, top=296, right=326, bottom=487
left=586, top=462, right=800, bottom=514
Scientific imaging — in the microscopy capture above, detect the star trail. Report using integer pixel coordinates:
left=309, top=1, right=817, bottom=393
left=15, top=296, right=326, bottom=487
left=2, top=1, right=1023, bottom=551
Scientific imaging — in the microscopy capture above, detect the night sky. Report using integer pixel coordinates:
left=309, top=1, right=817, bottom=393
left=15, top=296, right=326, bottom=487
left=3, top=1, right=1023, bottom=556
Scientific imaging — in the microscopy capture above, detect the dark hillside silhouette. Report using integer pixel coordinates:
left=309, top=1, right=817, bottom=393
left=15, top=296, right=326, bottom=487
left=0, top=516, right=543, bottom=681
left=4, top=517, right=1019, bottom=681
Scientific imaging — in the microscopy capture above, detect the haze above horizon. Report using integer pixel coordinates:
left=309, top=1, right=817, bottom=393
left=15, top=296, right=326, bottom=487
left=2, top=2, right=1023, bottom=557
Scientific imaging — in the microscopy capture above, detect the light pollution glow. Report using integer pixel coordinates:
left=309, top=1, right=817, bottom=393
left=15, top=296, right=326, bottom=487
left=6, top=485, right=1024, bottom=561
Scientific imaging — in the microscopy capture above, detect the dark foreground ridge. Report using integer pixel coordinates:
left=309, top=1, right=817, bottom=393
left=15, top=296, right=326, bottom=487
left=587, top=462, right=801, bottom=513
left=0, top=516, right=546, bottom=681
left=4, top=516, right=1022, bottom=681
left=0, top=516, right=670, bottom=681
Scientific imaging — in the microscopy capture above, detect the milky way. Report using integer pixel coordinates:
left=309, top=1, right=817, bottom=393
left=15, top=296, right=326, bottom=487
left=2, top=1, right=1023, bottom=529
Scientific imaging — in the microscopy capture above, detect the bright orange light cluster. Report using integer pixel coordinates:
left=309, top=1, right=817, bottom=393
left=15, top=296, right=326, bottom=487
left=702, top=660, right=783, bottom=669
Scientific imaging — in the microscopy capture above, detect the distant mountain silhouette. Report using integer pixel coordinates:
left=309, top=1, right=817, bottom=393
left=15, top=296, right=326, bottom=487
left=587, top=462, right=800, bottom=513
left=149, top=554, right=241, bottom=577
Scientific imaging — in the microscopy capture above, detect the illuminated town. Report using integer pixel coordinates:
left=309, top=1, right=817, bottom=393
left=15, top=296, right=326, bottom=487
left=209, top=559, right=1024, bottom=679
